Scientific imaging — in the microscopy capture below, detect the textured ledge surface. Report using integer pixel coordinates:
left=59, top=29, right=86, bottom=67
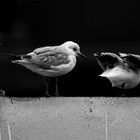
left=0, top=97, right=140, bottom=140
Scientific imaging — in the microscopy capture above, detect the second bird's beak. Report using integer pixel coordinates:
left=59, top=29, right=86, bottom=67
left=78, top=52, right=87, bottom=59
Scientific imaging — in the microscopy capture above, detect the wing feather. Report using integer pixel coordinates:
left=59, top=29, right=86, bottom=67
left=94, top=52, right=123, bottom=70
left=30, top=51, right=70, bottom=69
left=33, top=46, right=57, bottom=55
left=120, top=53, right=140, bottom=70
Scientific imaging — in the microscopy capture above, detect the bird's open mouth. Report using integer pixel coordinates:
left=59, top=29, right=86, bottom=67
left=94, top=52, right=103, bottom=57
left=94, top=52, right=108, bottom=66
left=94, top=53, right=103, bottom=60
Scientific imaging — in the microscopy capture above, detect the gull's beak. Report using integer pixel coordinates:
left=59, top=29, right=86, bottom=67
left=94, top=53, right=100, bottom=59
left=78, top=52, right=87, bottom=59
left=94, top=53, right=101, bottom=57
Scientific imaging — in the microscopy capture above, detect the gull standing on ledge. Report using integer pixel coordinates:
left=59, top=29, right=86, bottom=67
left=0, top=41, right=86, bottom=96
left=94, top=52, right=140, bottom=92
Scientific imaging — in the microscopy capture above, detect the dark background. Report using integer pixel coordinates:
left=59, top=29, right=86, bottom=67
left=0, top=0, right=140, bottom=97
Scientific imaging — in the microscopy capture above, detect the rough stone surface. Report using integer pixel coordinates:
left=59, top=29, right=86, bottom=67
left=0, top=97, right=140, bottom=140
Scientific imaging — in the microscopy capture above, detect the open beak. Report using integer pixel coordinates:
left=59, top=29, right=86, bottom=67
left=78, top=52, right=87, bottom=59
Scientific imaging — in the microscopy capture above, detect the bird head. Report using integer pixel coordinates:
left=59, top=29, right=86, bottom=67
left=61, top=41, right=87, bottom=59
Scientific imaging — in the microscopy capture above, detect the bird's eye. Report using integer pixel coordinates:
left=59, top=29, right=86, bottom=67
left=73, top=48, right=77, bottom=51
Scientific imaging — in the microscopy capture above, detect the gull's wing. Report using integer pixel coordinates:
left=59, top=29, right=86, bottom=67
left=119, top=52, right=128, bottom=57
left=29, top=50, right=70, bottom=69
left=119, top=53, right=140, bottom=70
left=33, top=45, right=58, bottom=55
left=94, top=52, right=123, bottom=70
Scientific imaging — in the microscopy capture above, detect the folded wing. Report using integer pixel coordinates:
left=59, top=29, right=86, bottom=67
left=30, top=51, right=70, bottom=69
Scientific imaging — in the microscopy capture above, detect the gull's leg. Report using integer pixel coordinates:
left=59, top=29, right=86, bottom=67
left=10, top=97, right=13, bottom=104
left=43, top=77, right=51, bottom=97
left=47, top=77, right=59, bottom=96
left=55, top=77, right=59, bottom=96
left=121, top=83, right=125, bottom=97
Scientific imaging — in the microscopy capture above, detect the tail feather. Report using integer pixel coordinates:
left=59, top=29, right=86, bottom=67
left=0, top=52, right=21, bottom=61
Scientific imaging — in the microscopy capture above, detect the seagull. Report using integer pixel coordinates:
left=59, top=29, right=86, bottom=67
left=0, top=41, right=86, bottom=97
left=94, top=52, right=140, bottom=93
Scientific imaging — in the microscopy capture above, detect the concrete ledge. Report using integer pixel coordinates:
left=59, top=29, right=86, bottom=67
left=0, top=97, right=140, bottom=140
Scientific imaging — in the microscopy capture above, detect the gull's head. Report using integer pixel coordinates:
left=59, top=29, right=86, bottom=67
left=61, top=41, right=87, bottom=59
